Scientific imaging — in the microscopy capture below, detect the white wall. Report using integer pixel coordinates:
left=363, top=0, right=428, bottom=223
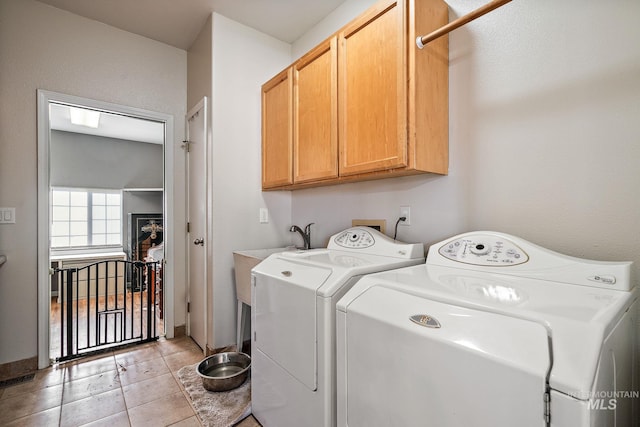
left=290, top=0, right=640, bottom=283
left=188, top=15, right=213, bottom=113
left=0, top=0, right=187, bottom=366
left=210, top=13, right=292, bottom=348
left=50, top=131, right=163, bottom=189
left=292, top=0, right=378, bottom=60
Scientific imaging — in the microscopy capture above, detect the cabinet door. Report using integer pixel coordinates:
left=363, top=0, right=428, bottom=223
left=293, top=37, right=338, bottom=183
left=262, top=68, right=293, bottom=189
left=338, top=0, right=407, bottom=176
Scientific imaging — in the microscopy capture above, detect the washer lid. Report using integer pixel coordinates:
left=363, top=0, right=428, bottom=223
left=338, top=263, right=637, bottom=398
left=254, top=254, right=332, bottom=291
left=274, top=249, right=424, bottom=297
left=341, top=285, right=550, bottom=427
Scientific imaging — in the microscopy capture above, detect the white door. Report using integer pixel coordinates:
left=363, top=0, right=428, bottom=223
left=186, top=98, right=208, bottom=351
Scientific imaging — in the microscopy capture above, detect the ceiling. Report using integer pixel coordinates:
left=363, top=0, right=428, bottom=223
left=40, top=0, right=347, bottom=142
left=50, top=103, right=165, bottom=144
left=36, top=0, right=347, bottom=49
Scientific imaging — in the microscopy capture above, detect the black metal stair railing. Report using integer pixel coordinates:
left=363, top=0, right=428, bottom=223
left=54, top=259, right=161, bottom=361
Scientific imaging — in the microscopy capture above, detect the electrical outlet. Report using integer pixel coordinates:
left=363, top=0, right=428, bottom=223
left=399, top=206, right=411, bottom=226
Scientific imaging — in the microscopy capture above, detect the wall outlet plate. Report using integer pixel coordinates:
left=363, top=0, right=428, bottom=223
left=399, top=206, right=411, bottom=226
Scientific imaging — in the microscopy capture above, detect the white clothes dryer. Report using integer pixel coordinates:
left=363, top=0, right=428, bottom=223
left=251, top=227, right=425, bottom=427
left=336, top=231, right=638, bottom=427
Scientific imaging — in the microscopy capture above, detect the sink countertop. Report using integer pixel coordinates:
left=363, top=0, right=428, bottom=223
left=233, top=247, right=294, bottom=260
left=233, top=247, right=293, bottom=306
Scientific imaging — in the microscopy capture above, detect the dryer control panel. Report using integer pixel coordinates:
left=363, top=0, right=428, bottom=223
left=328, top=227, right=424, bottom=259
left=333, top=229, right=375, bottom=249
left=438, top=235, right=529, bottom=266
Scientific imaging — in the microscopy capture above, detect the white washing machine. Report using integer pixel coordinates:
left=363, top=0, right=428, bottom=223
left=336, top=231, right=638, bottom=427
left=251, top=227, right=425, bottom=427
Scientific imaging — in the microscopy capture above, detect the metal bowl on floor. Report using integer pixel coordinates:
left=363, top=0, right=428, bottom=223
left=196, top=352, right=251, bottom=392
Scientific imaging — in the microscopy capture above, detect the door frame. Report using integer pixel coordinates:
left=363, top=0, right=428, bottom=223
left=36, top=90, right=176, bottom=369
left=185, top=97, right=209, bottom=351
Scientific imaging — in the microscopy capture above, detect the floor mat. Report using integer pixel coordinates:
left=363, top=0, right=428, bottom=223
left=177, top=363, right=251, bottom=427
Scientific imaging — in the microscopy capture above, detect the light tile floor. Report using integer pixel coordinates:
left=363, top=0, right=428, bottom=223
left=0, top=337, right=262, bottom=427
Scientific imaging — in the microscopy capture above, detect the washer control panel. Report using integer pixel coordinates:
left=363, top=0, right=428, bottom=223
left=333, top=229, right=375, bottom=249
left=429, top=231, right=633, bottom=291
left=438, top=235, right=529, bottom=266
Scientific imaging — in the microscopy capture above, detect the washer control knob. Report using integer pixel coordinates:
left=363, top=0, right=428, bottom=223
left=470, top=243, right=491, bottom=256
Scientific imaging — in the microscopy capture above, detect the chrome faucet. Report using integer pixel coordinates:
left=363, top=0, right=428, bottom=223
left=289, top=223, right=314, bottom=250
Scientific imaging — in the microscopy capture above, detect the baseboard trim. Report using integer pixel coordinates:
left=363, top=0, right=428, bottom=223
left=0, top=356, right=38, bottom=382
left=206, top=344, right=236, bottom=356
left=174, top=325, right=186, bottom=338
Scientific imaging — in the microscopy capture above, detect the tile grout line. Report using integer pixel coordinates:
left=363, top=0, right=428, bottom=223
left=63, top=350, right=124, bottom=427
left=165, top=347, right=202, bottom=426
left=34, top=339, right=201, bottom=426
left=111, top=349, right=133, bottom=425
left=58, top=362, right=67, bottom=426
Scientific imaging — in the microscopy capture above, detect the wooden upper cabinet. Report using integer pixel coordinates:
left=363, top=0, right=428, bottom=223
left=409, top=0, right=449, bottom=175
left=261, top=0, right=448, bottom=190
left=293, top=37, right=338, bottom=183
left=338, top=0, right=407, bottom=176
left=262, top=68, right=293, bottom=189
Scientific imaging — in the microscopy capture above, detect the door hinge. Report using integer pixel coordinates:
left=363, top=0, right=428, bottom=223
left=187, top=302, right=190, bottom=313
left=543, top=391, right=551, bottom=424
left=187, top=222, right=190, bottom=233
left=181, top=140, right=190, bottom=152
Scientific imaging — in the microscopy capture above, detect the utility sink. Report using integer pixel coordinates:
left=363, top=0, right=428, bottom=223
left=233, top=248, right=291, bottom=305
left=233, top=247, right=291, bottom=352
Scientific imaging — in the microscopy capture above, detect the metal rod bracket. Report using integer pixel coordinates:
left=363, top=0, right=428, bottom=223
left=416, top=0, right=512, bottom=48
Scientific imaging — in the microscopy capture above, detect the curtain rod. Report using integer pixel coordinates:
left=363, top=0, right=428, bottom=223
left=416, top=0, right=512, bottom=49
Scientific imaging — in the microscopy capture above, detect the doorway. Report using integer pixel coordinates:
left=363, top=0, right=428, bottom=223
left=37, top=90, right=175, bottom=368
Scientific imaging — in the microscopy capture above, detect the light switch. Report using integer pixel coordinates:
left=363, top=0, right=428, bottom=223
left=259, top=208, right=269, bottom=224
left=0, top=207, right=15, bottom=224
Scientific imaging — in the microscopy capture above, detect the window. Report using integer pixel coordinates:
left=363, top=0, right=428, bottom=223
left=51, top=188, right=122, bottom=248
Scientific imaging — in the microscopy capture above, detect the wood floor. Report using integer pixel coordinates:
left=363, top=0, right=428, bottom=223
left=50, top=291, right=164, bottom=361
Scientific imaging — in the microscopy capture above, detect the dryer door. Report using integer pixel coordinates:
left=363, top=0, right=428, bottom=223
left=339, top=286, right=550, bottom=427
left=253, top=257, right=331, bottom=390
